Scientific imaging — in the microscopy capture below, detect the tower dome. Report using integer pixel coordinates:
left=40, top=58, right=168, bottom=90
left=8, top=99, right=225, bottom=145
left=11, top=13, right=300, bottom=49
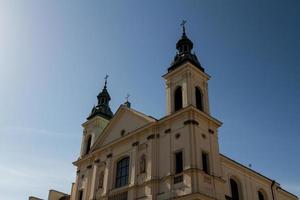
left=87, top=76, right=113, bottom=120
left=168, top=21, right=204, bottom=72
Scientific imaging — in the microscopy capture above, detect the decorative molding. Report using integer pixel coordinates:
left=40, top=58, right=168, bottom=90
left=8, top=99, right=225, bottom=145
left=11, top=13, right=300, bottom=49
left=132, top=141, right=139, bottom=147
left=106, top=153, right=112, bottom=158
left=203, top=175, right=212, bottom=184
left=147, top=134, right=155, bottom=140
left=164, top=128, right=171, bottom=134
left=208, top=129, right=214, bottom=134
left=184, top=119, right=199, bottom=126
left=139, top=143, right=147, bottom=151
left=173, top=174, right=183, bottom=184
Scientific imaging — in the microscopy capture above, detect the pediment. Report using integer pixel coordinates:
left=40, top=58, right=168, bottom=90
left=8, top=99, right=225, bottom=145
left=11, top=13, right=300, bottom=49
left=91, top=105, right=155, bottom=150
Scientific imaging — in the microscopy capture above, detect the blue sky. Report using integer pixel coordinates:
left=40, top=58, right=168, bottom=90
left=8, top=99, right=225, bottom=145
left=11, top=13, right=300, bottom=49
left=0, top=1, right=299, bottom=199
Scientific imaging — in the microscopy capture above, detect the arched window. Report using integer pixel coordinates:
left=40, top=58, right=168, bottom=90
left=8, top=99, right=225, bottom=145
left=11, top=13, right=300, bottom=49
left=85, top=135, right=92, bottom=155
left=195, top=87, right=203, bottom=111
left=174, top=86, right=183, bottom=111
left=230, top=178, right=240, bottom=200
left=258, top=191, right=265, bottom=200
left=115, top=157, right=130, bottom=188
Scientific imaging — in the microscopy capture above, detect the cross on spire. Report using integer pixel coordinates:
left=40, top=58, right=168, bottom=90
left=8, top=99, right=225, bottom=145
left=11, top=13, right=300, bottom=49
left=180, top=20, right=187, bottom=35
left=104, top=74, right=109, bottom=88
left=125, top=94, right=130, bottom=102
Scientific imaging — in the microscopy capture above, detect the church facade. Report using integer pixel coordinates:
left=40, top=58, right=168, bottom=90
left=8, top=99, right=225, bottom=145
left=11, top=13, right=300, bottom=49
left=30, top=26, right=298, bottom=200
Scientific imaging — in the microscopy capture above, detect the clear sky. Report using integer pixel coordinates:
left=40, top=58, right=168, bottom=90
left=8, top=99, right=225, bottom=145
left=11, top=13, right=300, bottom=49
left=0, top=1, right=299, bottom=199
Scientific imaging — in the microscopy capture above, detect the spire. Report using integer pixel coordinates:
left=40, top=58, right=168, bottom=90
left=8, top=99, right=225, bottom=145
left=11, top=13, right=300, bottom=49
left=181, top=20, right=187, bottom=36
left=87, top=75, right=113, bottom=120
left=168, top=21, right=204, bottom=72
left=104, top=74, right=108, bottom=89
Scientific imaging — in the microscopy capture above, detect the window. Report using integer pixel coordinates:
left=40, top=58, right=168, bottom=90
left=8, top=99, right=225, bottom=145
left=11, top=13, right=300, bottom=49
left=230, top=178, right=240, bottom=200
left=258, top=191, right=265, bottom=200
left=78, top=190, right=84, bottom=200
left=175, top=151, right=183, bottom=174
left=202, top=152, right=209, bottom=174
left=174, top=87, right=183, bottom=111
left=85, top=135, right=92, bottom=155
left=115, top=157, right=130, bottom=188
left=195, top=87, right=203, bottom=111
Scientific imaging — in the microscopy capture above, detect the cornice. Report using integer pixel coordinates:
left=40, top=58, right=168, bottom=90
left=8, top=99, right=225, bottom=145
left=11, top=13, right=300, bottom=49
left=162, top=62, right=211, bottom=80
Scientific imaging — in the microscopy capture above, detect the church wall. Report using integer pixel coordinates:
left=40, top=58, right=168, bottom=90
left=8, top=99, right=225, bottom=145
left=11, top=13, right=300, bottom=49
left=80, top=117, right=110, bottom=157
left=102, top=112, right=148, bottom=146
left=73, top=110, right=298, bottom=200
left=221, top=155, right=298, bottom=200
left=156, top=112, right=192, bottom=198
left=74, top=126, right=157, bottom=200
left=190, top=111, right=224, bottom=199
left=277, top=188, right=298, bottom=200
left=155, top=108, right=224, bottom=199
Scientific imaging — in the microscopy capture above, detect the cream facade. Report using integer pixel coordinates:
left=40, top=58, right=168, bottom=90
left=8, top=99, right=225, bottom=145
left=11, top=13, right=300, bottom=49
left=69, top=28, right=298, bottom=200
left=30, top=27, right=298, bottom=200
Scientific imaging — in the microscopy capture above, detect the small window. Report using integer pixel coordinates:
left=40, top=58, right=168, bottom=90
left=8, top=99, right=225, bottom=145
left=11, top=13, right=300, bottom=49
left=258, top=191, right=265, bottom=200
left=85, top=135, right=92, bottom=155
left=230, top=178, right=240, bottom=200
left=195, top=87, right=203, bottom=111
left=202, top=152, right=209, bottom=174
left=174, top=87, right=183, bottom=111
left=175, top=151, right=183, bottom=174
left=115, top=157, right=130, bottom=188
left=78, top=190, right=84, bottom=200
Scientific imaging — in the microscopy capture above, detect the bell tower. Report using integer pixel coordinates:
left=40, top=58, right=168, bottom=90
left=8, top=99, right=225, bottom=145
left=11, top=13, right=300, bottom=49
left=80, top=75, right=113, bottom=157
left=163, top=21, right=210, bottom=115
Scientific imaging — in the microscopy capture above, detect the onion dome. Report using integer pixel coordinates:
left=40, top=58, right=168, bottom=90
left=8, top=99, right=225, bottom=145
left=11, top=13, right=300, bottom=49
left=168, top=21, right=204, bottom=72
left=87, top=76, right=113, bottom=120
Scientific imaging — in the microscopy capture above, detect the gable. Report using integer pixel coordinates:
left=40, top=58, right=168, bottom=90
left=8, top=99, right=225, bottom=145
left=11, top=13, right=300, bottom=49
left=92, top=106, right=155, bottom=150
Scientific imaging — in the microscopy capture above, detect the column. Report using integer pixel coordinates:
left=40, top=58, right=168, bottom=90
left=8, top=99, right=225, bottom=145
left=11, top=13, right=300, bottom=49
left=89, top=164, right=98, bottom=200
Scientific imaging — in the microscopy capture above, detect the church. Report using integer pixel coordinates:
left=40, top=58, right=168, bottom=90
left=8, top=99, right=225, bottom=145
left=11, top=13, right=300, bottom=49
left=30, top=24, right=298, bottom=200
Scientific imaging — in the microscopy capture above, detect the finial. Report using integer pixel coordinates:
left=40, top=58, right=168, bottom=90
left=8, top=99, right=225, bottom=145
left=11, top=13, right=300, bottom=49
left=180, top=20, right=187, bottom=36
left=104, top=74, right=109, bottom=88
left=124, top=93, right=131, bottom=108
left=125, top=93, right=130, bottom=102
